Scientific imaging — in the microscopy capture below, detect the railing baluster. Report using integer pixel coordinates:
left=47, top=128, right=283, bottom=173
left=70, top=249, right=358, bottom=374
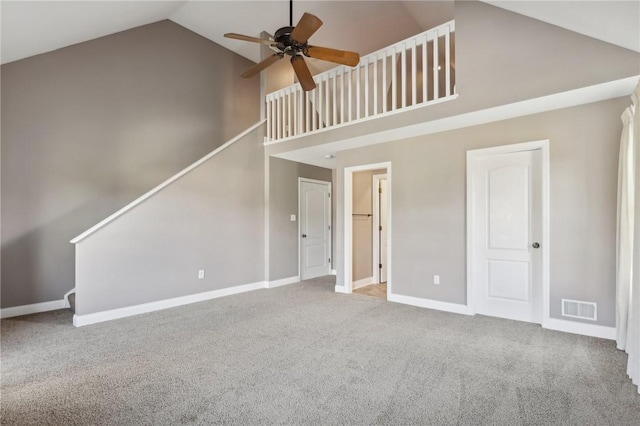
left=382, top=54, right=387, bottom=113
left=312, top=88, right=317, bottom=131
left=348, top=67, right=353, bottom=122
left=305, top=90, right=309, bottom=133
left=401, top=44, right=407, bottom=108
left=373, top=55, right=378, bottom=115
left=422, top=38, right=427, bottom=103
left=332, top=73, right=337, bottom=125
left=391, top=48, right=397, bottom=111
left=273, top=93, right=280, bottom=139
left=433, top=29, right=439, bottom=100
left=317, top=78, right=326, bottom=129
left=364, top=61, right=369, bottom=117
left=287, top=89, right=291, bottom=137
left=411, top=40, right=417, bottom=106
left=325, top=75, right=330, bottom=127
left=340, top=71, right=345, bottom=124
left=445, top=25, right=451, bottom=97
left=356, top=66, right=361, bottom=120
left=266, top=95, right=271, bottom=141
left=296, top=89, right=301, bottom=136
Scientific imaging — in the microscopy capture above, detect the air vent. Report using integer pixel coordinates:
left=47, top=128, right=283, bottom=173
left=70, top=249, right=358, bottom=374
left=562, top=299, right=597, bottom=321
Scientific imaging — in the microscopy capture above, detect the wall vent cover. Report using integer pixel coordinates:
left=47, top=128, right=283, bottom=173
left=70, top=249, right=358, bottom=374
left=561, top=299, right=597, bottom=321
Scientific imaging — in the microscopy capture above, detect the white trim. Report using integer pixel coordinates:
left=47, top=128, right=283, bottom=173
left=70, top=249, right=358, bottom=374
left=334, top=285, right=350, bottom=294
left=73, top=281, right=265, bottom=327
left=1, top=299, right=67, bottom=319
left=298, top=177, right=332, bottom=280
left=466, top=140, right=550, bottom=327
left=266, top=276, right=300, bottom=288
left=264, top=94, right=459, bottom=146
left=273, top=76, right=639, bottom=168
left=372, top=173, right=388, bottom=284
left=388, top=293, right=470, bottom=316
left=331, top=269, right=337, bottom=275
left=352, top=276, right=375, bottom=290
left=343, top=162, right=392, bottom=295
left=264, top=154, right=270, bottom=290
left=71, top=120, right=266, bottom=244
left=63, top=288, right=75, bottom=309
left=544, top=318, right=615, bottom=340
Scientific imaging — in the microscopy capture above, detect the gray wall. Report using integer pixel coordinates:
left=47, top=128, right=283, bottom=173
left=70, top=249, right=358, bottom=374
left=268, top=157, right=332, bottom=281
left=75, top=125, right=265, bottom=315
left=1, top=20, right=260, bottom=308
left=333, top=97, right=627, bottom=327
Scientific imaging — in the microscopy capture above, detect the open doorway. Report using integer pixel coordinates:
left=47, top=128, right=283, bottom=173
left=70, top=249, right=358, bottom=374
left=343, top=162, right=391, bottom=299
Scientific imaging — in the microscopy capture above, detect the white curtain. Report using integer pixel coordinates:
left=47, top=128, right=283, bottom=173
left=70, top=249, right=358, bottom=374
left=617, top=81, right=640, bottom=393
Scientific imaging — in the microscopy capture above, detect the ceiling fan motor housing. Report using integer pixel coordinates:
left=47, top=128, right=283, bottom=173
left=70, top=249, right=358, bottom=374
left=274, top=26, right=305, bottom=55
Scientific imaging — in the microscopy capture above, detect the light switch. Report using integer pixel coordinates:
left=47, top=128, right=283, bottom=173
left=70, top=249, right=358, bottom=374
left=290, top=214, right=296, bottom=221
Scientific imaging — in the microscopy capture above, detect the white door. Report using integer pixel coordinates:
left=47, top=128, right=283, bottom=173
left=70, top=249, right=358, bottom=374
left=472, top=150, right=542, bottom=324
left=380, top=179, right=388, bottom=283
left=300, top=179, right=332, bottom=280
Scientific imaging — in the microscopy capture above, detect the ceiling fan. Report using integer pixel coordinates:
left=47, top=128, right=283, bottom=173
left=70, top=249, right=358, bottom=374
left=224, top=0, right=360, bottom=91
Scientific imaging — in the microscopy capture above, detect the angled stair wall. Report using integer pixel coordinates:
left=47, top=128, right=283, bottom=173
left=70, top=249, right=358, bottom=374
left=72, top=121, right=266, bottom=322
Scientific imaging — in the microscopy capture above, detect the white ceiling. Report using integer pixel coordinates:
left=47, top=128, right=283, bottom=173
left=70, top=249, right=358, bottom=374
left=1, top=1, right=639, bottom=66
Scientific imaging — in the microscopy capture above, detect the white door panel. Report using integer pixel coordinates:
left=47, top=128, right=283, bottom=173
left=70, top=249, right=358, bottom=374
left=473, top=150, right=542, bottom=324
left=300, top=180, right=331, bottom=280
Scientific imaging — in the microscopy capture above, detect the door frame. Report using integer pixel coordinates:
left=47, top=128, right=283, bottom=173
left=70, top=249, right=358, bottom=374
left=372, top=173, right=388, bottom=284
left=298, top=177, right=332, bottom=280
left=466, top=140, right=550, bottom=326
left=343, top=162, right=392, bottom=295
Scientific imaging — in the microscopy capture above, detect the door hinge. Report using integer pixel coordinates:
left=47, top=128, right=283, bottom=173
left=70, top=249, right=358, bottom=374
left=328, top=225, right=331, bottom=230
left=379, top=226, right=382, bottom=231
left=379, top=187, right=382, bottom=193
left=328, top=193, right=331, bottom=198
left=329, top=258, right=331, bottom=263
left=379, top=263, right=382, bottom=269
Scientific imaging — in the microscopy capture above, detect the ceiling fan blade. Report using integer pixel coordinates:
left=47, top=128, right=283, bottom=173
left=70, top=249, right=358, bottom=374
left=224, top=33, right=278, bottom=45
left=305, top=46, right=360, bottom=67
left=241, top=54, right=283, bottom=78
left=290, top=13, right=323, bottom=44
left=290, top=55, right=316, bottom=91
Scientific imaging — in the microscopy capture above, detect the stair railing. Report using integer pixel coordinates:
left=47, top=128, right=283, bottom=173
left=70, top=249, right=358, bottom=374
left=265, top=20, right=456, bottom=143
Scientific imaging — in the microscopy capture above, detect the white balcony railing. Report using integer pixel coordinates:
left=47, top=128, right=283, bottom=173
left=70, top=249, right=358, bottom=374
left=265, top=20, right=456, bottom=143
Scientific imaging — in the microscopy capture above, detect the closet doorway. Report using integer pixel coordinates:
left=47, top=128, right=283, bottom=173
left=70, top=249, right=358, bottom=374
left=349, top=167, right=389, bottom=299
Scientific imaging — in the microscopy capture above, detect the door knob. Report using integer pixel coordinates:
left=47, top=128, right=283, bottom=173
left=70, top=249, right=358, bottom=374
left=532, top=242, right=540, bottom=249
left=302, top=234, right=307, bottom=238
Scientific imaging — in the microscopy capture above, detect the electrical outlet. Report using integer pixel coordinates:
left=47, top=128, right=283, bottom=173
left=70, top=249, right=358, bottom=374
left=290, top=214, right=296, bottom=221
left=433, top=275, right=440, bottom=285
left=198, top=270, right=205, bottom=279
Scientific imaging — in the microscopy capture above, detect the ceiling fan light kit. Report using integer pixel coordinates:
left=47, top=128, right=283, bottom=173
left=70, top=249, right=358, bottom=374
left=224, top=1, right=360, bottom=91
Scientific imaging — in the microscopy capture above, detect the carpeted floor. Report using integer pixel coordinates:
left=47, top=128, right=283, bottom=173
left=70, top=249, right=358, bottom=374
left=1, top=276, right=639, bottom=425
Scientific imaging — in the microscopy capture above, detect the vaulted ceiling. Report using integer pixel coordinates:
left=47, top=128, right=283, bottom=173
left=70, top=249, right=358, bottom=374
left=2, top=1, right=639, bottom=66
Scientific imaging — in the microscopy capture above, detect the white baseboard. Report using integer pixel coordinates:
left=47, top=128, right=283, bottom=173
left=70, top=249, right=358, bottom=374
left=266, top=276, right=300, bottom=289
left=544, top=318, right=616, bottom=340
left=1, top=299, right=67, bottom=319
left=63, top=288, right=75, bottom=309
left=73, top=281, right=266, bottom=327
left=352, top=276, right=375, bottom=290
left=388, top=293, right=470, bottom=316
left=331, top=269, right=337, bottom=275
left=334, top=285, right=350, bottom=294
